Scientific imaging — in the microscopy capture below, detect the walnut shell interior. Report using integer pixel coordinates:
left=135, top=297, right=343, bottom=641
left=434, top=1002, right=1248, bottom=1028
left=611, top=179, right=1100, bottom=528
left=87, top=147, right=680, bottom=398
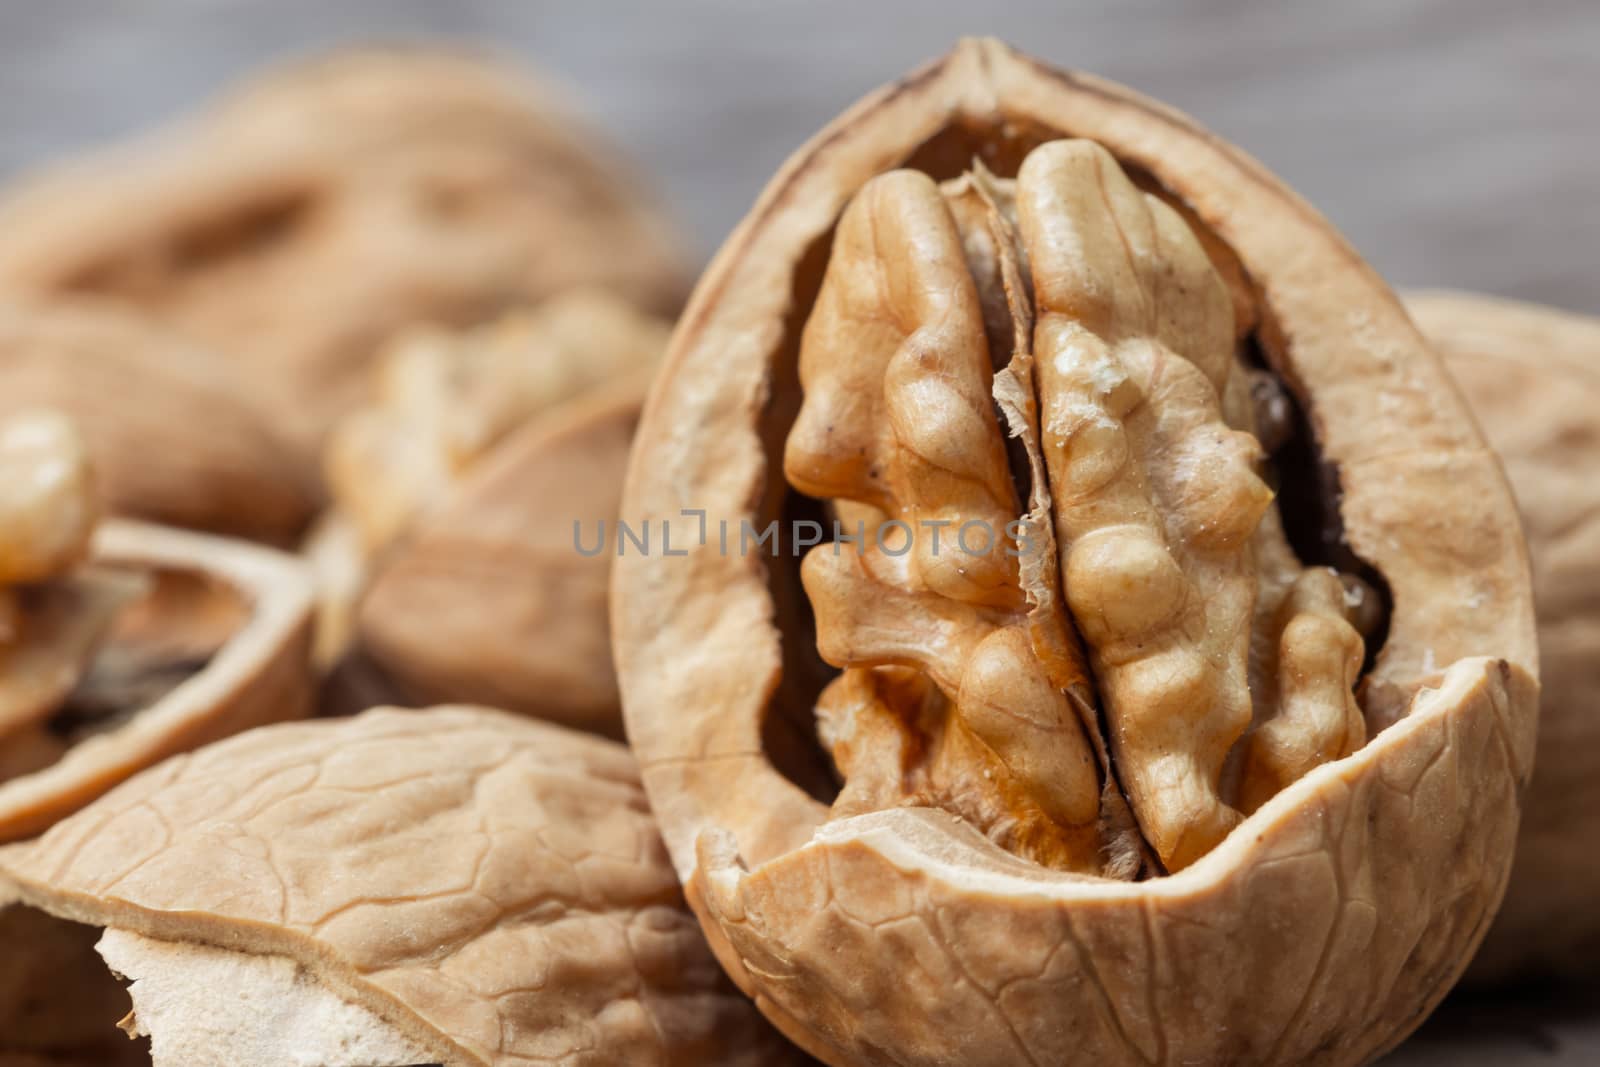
left=0, top=519, right=315, bottom=841
left=612, top=38, right=1537, bottom=1067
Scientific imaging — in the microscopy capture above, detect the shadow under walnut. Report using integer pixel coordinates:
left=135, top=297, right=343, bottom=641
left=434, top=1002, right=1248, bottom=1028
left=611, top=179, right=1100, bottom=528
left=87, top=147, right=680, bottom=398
left=0, top=299, right=317, bottom=546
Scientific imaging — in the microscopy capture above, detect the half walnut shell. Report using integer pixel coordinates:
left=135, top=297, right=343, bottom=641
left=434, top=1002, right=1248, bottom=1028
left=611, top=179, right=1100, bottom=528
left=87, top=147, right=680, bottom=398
left=0, top=519, right=314, bottom=840
left=1407, top=291, right=1600, bottom=983
left=0, top=706, right=801, bottom=1066
left=612, top=39, right=1537, bottom=1066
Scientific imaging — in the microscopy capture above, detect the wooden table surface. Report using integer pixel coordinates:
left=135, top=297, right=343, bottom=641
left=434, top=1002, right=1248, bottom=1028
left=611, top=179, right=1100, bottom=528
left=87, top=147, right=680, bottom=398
left=0, top=2, right=1594, bottom=1063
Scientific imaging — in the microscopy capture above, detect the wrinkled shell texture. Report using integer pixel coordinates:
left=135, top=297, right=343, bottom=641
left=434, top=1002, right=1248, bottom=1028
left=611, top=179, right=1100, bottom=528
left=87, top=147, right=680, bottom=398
left=0, top=301, right=315, bottom=544
left=0, top=706, right=794, bottom=1067
left=613, top=39, right=1537, bottom=1067
left=0, top=47, right=685, bottom=468
left=1408, top=291, right=1600, bottom=981
left=326, top=293, right=667, bottom=735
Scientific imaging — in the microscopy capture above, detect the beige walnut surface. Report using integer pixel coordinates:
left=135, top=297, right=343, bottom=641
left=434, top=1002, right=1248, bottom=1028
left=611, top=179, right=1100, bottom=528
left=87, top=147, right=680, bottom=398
left=0, top=705, right=801, bottom=1067
left=320, top=293, right=668, bottom=736
left=612, top=38, right=1538, bottom=1067
left=355, top=374, right=650, bottom=736
left=1406, top=291, right=1600, bottom=983
left=0, top=46, right=686, bottom=473
left=0, top=300, right=316, bottom=545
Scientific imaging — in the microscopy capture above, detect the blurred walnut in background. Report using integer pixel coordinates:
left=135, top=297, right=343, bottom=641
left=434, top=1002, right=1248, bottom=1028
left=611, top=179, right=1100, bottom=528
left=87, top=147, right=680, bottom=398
left=0, top=410, right=137, bottom=801
left=0, top=46, right=689, bottom=740
left=0, top=409, right=313, bottom=842
left=0, top=46, right=687, bottom=481
left=326, top=289, right=669, bottom=558
left=1408, top=291, right=1600, bottom=983
left=315, top=290, right=669, bottom=736
left=0, top=301, right=315, bottom=546
left=0, top=416, right=315, bottom=1066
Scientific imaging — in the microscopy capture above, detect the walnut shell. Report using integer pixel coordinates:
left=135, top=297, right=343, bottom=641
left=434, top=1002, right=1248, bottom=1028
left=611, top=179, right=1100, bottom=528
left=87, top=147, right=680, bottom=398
left=0, top=408, right=97, bottom=586
left=0, top=520, right=314, bottom=841
left=1407, top=290, right=1600, bottom=982
left=0, top=705, right=801, bottom=1066
left=0, top=409, right=126, bottom=789
left=320, top=292, right=668, bottom=735
left=0, top=47, right=687, bottom=473
left=325, top=290, right=669, bottom=558
left=612, top=39, right=1537, bottom=1066
left=0, top=301, right=316, bottom=544
left=357, top=374, right=648, bottom=737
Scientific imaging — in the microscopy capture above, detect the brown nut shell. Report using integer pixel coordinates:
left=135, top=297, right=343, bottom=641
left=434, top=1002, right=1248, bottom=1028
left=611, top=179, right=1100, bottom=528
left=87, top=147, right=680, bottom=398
left=612, top=39, right=1536, bottom=1067
left=0, top=520, right=314, bottom=841
left=0, top=301, right=316, bottom=545
left=357, top=375, right=649, bottom=737
left=0, top=705, right=801, bottom=1066
left=1407, top=290, right=1600, bottom=983
left=0, top=47, right=687, bottom=471
left=0, top=409, right=97, bottom=586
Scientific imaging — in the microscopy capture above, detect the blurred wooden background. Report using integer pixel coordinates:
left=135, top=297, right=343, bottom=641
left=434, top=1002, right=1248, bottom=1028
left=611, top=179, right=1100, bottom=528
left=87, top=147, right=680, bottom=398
left=0, top=1, right=1594, bottom=1063
left=0, top=0, right=1595, bottom=314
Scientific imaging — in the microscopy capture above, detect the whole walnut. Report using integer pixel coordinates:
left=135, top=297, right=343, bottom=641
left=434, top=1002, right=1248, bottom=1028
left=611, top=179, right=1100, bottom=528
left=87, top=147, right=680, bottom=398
left=612, top=39, right=1537, bottom=1067
left=0, top=47, right=686, bottom=477
left=1407, top=291, right=1600, bottom=982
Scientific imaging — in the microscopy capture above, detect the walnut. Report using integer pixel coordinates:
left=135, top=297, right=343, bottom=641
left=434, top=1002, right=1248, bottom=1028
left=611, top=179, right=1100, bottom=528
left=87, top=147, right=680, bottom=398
left=316, top=291, right=668, bottom=735
left=0, top=300, right=316, bottom=545
left=1407, top=290, right=1600, bottom=982
left=0, top=48, right=686, bottom=478
left=613, top=40, right=1537, bottom=1066
left=0, top=706, right=802, bottom=1066
left=0, top=410, right=123, bottom=753
left=0, top=411, right=316, bottom=840
left=0, top=410, right=96, bottom=586
left=326, top=289, right=669, bottom=556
